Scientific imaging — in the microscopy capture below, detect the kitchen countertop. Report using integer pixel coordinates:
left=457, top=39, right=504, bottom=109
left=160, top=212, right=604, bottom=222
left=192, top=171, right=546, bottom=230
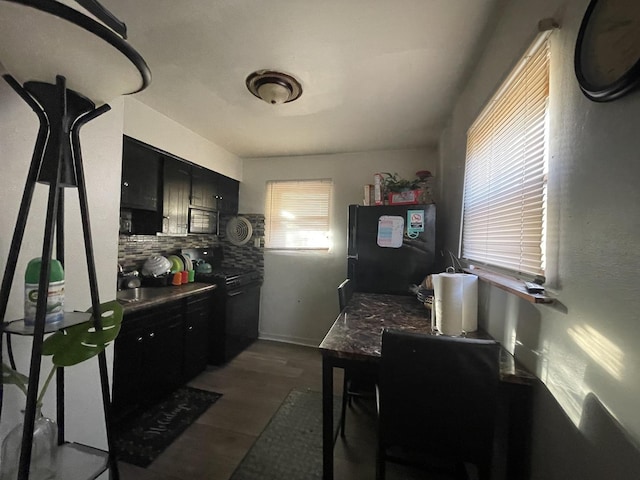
left=117, top=282, right=217, bottom=314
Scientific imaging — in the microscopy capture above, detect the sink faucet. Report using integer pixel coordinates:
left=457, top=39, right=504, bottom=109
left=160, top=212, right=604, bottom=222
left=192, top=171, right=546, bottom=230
left=118, top=264, right=141, bottom=290
left=117, top=264, right=124, bottom=290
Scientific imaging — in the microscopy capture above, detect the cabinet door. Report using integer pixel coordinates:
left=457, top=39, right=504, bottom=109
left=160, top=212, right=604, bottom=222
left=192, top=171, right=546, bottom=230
left=184, top=294, right=212, bottom=381
left=143, top=309, right=184, bottom=403
left=191, top=167, right=219, bottom=210
left=217, top=174, right=239, bottom=215
left=112, top=322, right=146, bottom=422
left=163, top=157, right=191, bottom=234
left=212, top=283, right=260, bottom=365
left=121, top=137, right=160, bottom=211
left=113, top=303, right=184, bottom=419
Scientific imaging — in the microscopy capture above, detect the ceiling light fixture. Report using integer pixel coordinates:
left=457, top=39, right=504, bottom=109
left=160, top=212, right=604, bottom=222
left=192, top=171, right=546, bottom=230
left=246, top=70, right=302, bottom=105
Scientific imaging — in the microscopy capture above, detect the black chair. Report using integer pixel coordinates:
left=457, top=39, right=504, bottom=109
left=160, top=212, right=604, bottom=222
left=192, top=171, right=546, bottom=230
left=376, top=329, right=501, bottom=480
left=337, top=279, right=376, bottom=437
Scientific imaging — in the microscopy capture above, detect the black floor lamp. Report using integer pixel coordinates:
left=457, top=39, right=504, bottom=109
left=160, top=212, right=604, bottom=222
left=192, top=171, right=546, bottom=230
left=0, top=1, right=150, bottom=478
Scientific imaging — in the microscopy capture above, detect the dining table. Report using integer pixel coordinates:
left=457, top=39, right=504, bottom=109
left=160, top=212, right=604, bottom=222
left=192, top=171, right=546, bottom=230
left=318, top=292, right=536, bottom=480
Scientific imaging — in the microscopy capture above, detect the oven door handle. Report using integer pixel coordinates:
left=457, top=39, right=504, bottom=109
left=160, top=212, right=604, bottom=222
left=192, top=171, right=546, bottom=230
left=227, top=290, right=245, bottom=297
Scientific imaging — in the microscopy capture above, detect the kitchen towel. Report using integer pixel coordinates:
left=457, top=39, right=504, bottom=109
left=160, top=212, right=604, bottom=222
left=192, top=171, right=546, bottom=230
left=432, top=273, right=478, bottom=335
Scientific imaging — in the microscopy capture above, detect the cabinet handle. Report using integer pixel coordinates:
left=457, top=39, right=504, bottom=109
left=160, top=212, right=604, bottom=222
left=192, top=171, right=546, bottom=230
left=123, top=181, right=129, bottom=187
left=149, top=332, right=155, bottom=338
left=188, top=326, right=193, bottom=331
left=137, top=336, right=143, bottom=342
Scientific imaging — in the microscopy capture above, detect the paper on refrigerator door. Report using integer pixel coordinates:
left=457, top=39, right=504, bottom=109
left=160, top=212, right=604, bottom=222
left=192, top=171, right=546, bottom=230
left=377, top=215, right=404, bottom=248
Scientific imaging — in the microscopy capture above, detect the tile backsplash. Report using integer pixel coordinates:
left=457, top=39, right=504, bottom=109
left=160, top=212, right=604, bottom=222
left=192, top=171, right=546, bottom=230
left=118, top=213, right=265, bottom=278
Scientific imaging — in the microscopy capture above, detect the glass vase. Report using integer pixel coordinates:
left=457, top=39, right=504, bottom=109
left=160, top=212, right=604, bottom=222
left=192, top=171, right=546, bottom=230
left=0, top=406, right=57, bottom=480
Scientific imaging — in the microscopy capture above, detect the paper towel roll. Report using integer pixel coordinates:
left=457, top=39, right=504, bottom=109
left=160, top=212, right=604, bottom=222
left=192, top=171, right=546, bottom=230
left=461, top=273, right=478, bottom=332
left=432, top=273, right=479, bottom=335
left=433, top=273, right=463, bottom=336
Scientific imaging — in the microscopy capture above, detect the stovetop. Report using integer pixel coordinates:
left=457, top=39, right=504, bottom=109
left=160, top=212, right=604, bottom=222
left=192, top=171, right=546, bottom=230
left=195, top=268, right=261, bottom=289
left=182, top=247, right=261, bottom=289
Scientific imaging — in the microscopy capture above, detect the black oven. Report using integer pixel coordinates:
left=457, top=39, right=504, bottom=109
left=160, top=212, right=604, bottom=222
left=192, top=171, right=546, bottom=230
left=182, top=248, right=262, bottom=365
left=211, top=278, right=261, bottom=365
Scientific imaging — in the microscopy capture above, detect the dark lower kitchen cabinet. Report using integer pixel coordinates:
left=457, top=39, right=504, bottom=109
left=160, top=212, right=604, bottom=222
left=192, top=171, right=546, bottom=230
left=210, top=281, right=260, bottom=365
left=111, top=322, right=143, bottom=421
left=162, top=156, right=191, bottom=234
left=146, top=310, right=184, bottom=399
left=112, top=294, right=214, bottom=424
left=184, top=294, right=212, bottom=381
left=112, top=302, right=183, bottom=423
left=217, top=174, right=239, bottom=215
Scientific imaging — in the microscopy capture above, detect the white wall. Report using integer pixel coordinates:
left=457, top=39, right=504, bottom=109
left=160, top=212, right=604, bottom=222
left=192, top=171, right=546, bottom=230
left=438, top=0, right=640, bottom=475
left=123, top=98, right=243, bottom=180
left=241, top=148, right=436, bottom=345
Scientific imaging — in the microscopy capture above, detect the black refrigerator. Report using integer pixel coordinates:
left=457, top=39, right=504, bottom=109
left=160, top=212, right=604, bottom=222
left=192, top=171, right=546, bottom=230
left=347, top=204, right=436, bottom=295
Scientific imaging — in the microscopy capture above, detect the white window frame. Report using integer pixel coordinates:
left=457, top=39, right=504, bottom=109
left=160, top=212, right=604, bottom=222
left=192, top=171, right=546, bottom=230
left=460, top=31, right=552, bottom=280
left=265, top=179, right=333, bottom=251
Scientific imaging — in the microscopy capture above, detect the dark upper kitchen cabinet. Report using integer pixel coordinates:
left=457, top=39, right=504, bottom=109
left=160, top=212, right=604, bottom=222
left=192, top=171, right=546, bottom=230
left=120, top=136, right=240, bottom=234
left=218, top=174, right=239, bottom=215
left=190, top=167, right=219, bottom=210
left=163, top=157, right=191, bottom=235
left=121, top=137, right=160, bottom=211
left=192, top=168, right=239, bottom=215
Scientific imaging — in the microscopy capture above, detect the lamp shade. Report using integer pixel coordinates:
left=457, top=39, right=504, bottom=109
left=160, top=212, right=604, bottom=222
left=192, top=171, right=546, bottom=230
left=0, top=0, right=150, bottom=104
left=257, top=82, right=293, bottom=105
left=246, top=70, right=302, bottom=105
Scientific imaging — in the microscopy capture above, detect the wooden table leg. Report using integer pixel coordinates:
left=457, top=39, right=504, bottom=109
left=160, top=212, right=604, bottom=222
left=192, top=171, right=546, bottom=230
left=322, top=355, right=334, bottom=480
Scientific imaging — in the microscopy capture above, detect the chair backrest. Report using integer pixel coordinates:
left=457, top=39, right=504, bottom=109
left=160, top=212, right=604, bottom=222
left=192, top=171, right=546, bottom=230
left=338, top=278, right=354, bottom=311
left=378, top=329, right=501, bottom=466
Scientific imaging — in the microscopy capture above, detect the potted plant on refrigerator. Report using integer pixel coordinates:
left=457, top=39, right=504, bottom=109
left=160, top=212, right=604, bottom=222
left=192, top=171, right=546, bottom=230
left=381, top=172, right=422, bottom=205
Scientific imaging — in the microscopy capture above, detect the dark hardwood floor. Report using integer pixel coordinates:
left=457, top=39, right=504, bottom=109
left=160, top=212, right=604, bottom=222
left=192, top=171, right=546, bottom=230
left=117, top=339, right=455, bottom=480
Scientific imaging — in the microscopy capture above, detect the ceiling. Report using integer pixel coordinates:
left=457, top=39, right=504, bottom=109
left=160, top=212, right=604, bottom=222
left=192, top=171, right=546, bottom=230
left=104, top=0, right=498, bottom=158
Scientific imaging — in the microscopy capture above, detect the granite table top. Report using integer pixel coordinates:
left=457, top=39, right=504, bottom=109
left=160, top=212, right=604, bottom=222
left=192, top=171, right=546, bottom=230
left=319, top=292, right=535, bottom=385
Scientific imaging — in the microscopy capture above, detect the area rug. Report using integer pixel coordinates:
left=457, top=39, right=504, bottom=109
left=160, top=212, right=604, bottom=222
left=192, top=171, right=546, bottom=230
left=114, top=386, right=222, bottom=467
left=230, top=389, right=341, bottom=480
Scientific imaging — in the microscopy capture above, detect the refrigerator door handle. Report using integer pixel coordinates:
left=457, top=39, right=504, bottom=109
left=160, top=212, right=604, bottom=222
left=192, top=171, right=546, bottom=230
left=347, top=204, right=358, bottom=256
left=347, top=254, right=359, bottom=260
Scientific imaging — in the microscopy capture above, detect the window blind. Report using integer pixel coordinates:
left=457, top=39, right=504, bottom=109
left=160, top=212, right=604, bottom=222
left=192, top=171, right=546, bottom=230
left=265, top=179, right=332, bottom=250
left=461, top=33, right=550, bottom=278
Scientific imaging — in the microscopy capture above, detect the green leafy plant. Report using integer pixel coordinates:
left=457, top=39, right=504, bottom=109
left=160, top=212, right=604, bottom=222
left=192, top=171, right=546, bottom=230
left=2, top=300, right=123, bottom=405
left=381, top=172, right=421, bottom=192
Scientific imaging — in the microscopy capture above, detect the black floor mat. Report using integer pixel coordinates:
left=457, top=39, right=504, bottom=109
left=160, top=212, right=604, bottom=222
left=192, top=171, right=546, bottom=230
left=114, top=386, right=222, bottom=467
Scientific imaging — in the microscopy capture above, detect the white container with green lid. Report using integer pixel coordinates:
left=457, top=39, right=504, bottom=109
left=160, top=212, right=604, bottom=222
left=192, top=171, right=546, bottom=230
left=24, top=257, right=64, bottom=326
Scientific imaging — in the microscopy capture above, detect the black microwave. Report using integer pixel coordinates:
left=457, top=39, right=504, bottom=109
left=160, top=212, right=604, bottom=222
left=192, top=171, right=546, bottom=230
left=189, top=208, right=218, bottom=234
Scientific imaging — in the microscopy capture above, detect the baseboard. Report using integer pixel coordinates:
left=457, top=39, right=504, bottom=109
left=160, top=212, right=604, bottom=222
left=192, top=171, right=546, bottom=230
left=258, top=332, right=320, bottom=348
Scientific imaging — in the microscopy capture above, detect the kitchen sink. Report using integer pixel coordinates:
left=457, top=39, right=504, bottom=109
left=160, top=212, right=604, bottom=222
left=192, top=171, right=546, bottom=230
left=116, top=287, right=161, bottom=304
